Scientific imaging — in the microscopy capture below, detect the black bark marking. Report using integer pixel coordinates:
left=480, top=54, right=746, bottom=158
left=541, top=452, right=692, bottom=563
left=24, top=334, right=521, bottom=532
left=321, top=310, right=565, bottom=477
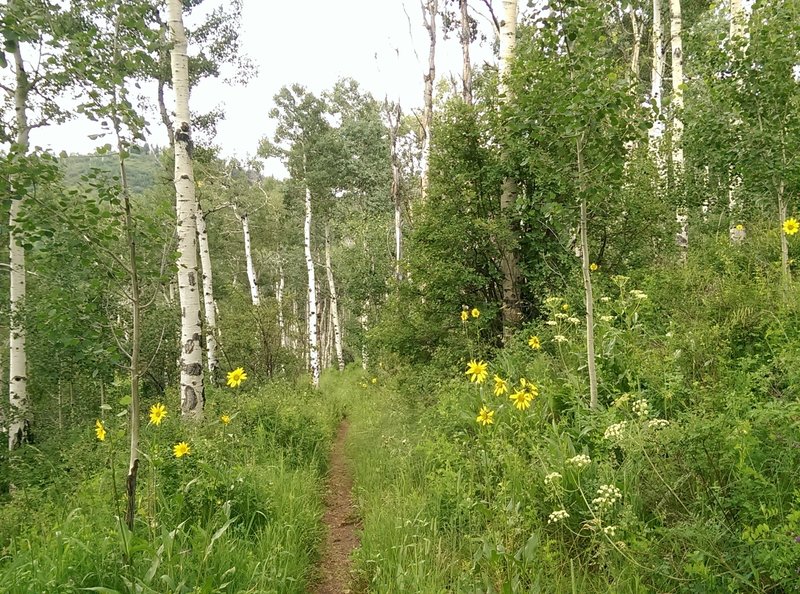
left=175, top=122, right=194, bottom=158
left=183, top=362, right=203, bottom=376
left=184, top=339, right=194, bottom=354
left=188, top=271, right=196, bottom=287
left=183, top=386, right=197, bottom=411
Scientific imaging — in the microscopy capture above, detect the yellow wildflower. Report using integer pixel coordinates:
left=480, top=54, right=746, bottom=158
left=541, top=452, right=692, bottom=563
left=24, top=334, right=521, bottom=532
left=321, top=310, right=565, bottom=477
left=149, top=403, right=167, bottom=426
left=173, top=442, right=191, bottom=458
left=220, top=414, right=231, bottom=425
left=471, top=307, right=480, bottom=318
left=735, top=224, right=744, bottom=231
left=465, top=359, right=488, bottom=384
left=590, top=263, right=599, bottom=272
left=493, top=375, right=509, bottom=396
left=476, top=406, right=495, bottom=426
left=561, top=303, right=570, bottom=312
left=94, top=419, right=106, bottom=442
left=371, top=378, right=377, bottom=384
left=528, top=335, right=541, bottom=350
left=784, top=218, right=799, bottom=236
left=460, top=310, right=469, bottom=322
left=226, top=367, right=248, bottom=388
left=510, top=389, right=533, bottom=410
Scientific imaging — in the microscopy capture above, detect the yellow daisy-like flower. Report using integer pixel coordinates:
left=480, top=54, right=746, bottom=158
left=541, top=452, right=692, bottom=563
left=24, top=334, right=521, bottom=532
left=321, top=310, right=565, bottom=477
left=561, top=303, right=570, bottom=312
left=220, top=414, right=231, bottom=425
left=149, top=403, right=167, bottom=426
left=460, top=310, right=469, bottom=322
left=471, top=307, right=480, bottom=318
left=94, top=419, right=106, bottom=442
left=783, top=218, right=799, bottom=236
left=226, top=367, right=248, bottom=388
left=173, top=442, right=191, bottom=458
left=735, top=224, right=744, bottom=231
left=519, top=378, right=540, bottom=398
left=528, top=335, right=541, bottom=350
left=476, top=405, right=495, bottom=426
left=465, top=359, right=488, bottom=384
left=590, top=262, right=599, bottom=272
left=510, top=389, right=533, bottom=410
left=493, top=374, right=509, bottom=396
left=371, top=377, right=377, bottom=384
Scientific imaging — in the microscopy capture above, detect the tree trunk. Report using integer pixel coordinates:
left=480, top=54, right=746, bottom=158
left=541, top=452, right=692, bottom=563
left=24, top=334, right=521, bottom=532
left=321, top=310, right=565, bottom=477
left=670, top=0, right=687, bottom=259
left=195, top=202, right=219, bottom=377
left=169, top=0, right=204, bottom=418
left=324, top=225, right=345, bottom=371
left=649, top=0, right=665, bottom=156
left=8, top=43, right=31, bottom=450
left=234, top=206, right=260, bottom=306
left=303, top=156, right=320, bottom=388
left=420, top=0, right=438, bottom=201
left=499, top=0, right=522, bottom=343
left=459, top=0, right=473, bottom=103
left=276, top=260, right=287, bottom=348
left=730, top=0, right=745, bottom=39
left=387, top=102, right=403, bottom=281
left=360, top=304, right=369, bottom=370
left=630, top=8, right=642, bottom=78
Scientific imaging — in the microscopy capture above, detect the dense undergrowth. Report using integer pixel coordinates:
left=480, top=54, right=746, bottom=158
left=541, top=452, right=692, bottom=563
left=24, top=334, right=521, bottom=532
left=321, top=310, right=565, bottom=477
left=0, top=380, right=343, bottom=593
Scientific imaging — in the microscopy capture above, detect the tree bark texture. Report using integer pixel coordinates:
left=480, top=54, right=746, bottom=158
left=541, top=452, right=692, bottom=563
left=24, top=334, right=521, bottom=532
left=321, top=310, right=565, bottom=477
left=195, top=202, right=219, bottom=376
left=303, top=159, right=320, bottom=388
left=459, top=0, right=473, bottom=103
left=420, top=0, right=438, bottom=201
left=324, top=225, right=345, bottom=371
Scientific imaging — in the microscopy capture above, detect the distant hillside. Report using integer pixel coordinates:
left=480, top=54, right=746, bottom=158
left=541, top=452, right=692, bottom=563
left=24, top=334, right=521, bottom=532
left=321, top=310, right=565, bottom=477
left=61, top=149, right=168, bottom=195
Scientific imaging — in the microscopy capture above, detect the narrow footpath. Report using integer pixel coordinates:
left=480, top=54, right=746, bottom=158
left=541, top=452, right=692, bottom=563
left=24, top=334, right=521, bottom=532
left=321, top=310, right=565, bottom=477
left=312, top=419, right=360, bottom=594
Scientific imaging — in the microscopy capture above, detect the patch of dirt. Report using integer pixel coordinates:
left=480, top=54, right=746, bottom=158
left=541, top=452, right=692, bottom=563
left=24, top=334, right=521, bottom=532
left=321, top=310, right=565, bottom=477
left=312, top=419, right=360, bottom=594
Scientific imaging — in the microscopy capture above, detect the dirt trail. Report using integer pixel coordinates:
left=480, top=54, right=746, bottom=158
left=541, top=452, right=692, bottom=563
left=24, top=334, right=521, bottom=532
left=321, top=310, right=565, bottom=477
left=312, top=419, right=360, bottom=594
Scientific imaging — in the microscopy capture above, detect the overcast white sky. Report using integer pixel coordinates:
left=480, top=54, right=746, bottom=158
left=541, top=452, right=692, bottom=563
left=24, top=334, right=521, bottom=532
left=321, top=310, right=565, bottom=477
left=31, top=0, right=498, bottom=178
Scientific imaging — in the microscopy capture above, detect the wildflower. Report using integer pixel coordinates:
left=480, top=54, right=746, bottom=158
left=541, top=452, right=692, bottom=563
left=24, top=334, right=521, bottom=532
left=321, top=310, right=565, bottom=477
left=600, top=315, right=614, bottom=322
left=95, top=419, right=106, bottom=442
left=590, top=263, right=599, bottom=272
left=510, top=389, right=533, bottom=410
left=544, top=296, right=561, bottom=308
left=471, top=307, right=480, bottom=318
left=555, top=313, right=568, bottom=320
left=548, top=509, right=570, bottom=523
left=528, top=335, right=542, bottom=350
left=360, top=383, right=367, bottom=389
left=632, top=398, right=649, bottom=418
left=567, top=317, right=581, bottom=325
left=600, top=296, right=611, bottom=303
left=520, top=378, right=539, bottom=398
left=544, top=471, right=562, bottom=485
left=371, top=378, right=377, bottom=384
left=149, top=403, right=167, bottom=426
left=492, top=375, right=509, bottom=396
left=784, top=218, right=800, bottom=236
left=226, top=367, right=248, bottom=388
left=735, top=224, right=744, bottom=231
left=604, top=421, right=627, bottom=440
left=567, top=454, right=591, bottom=468
left=561, top=304, right=570, bottom=312
left=603, top=525, right=618, bottom=537
left=460, top=310, right=469, bottom=322
left=592, top=484, right=622, bottom=510
left=465, top=360, right=488, bottom=384
left=476, top=406, right=494, bottom=426
left=553, top=335, right=568, bottom=344
left=173, top=442, right=191, bottom=458
left=629, top=289, right=648, bottom=300
left=220, top=414, right=231, bottom=425
left=545, top=320, right=558, bottom=326
left=647, top=418, right=670, bottom=429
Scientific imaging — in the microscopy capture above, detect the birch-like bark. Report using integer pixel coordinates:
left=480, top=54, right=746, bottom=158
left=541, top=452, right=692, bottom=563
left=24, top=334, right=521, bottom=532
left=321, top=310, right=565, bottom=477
left=420, top=0, right=437, bottom=201
left=670, top=0, right=687, bottom=258
left=630, top=8, right=642, bottom=78
left=360, top=304, right=369, bottom=370
left=649, top=0, right=665, bottom=156
left=169, top=0, right=204, bottom=418
left=499, top=0, right=522, bottom=342
left=730, top=0, right=745, bottom=39
left=387, top=102, right=403, bottom=280
left=8, top=43, right=30, bottom=450
left=324, top=225, right=345, bottom=371
left=195, top=202, right=219, bottom=376
left=276, top=260, right=286, bottom=348
left=233, top=206, right=260, bottom=306
left=303, top=156, right=320, bottom=388
left=459, top=0, right=473, bottom=104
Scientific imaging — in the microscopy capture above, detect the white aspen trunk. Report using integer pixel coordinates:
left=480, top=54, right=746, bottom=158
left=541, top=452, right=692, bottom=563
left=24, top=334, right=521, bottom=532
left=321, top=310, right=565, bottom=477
left=195, top=202, right=219, bottom=376
left=324, top=225, right=345, bottom=371
left=670, top=0, right=687, bottom=258
left=420, top=0, right=438, bottom=201
left=499, top=0, right=522, bottom=342
left=387, top=103, right=403, bottom=280
left=630, top=8, right=642, bottom=78
left=727, top=0, right=746, bottom=237
left=649, top=0, right=665, bottom=155
left=8, top=43, right=30, bottom=450
left=169, top=0, right=204, bottom=418
left=303, top=156, right=320, bottom=388
left=234, top=206, right=260, bottom=306
left=360, top=303, right=369, bottom=370
left=459, top=0, right=472, bottom=103
left=730, top=0, right=745, bottom=39
left=276, top=260, right=286, bottom=348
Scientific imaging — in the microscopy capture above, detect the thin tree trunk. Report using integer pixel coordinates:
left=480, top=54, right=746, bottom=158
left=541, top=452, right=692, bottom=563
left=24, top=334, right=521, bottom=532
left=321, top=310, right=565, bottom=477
left=233, top=207, right=260, bottom=307
left=630, top=8, right=642, bottom=78
left=276, top=260, right=286, bottom=348
left=420, top=0, right=438, bottom=201
left=169, top=0, right=204, bottom=418
left=499, top=0, right=522, bottom=342
left=195, top=202, right=219, bottom=377
left=324, top=225, right=345, bottom=371
left=459, top=0, right=473, bottom=103
left=303, top=155, right=320, bottom=388
left=730, top=0, right=745, bottom=39
left=386, top=102, right=403, bottom=280
left=670, top=0, right=687, bottom=259
left=649, top=0, right=665, bottom=157
left=8, top=43, right=30, bottom=450
left=360, top=304, right=369, bottom=370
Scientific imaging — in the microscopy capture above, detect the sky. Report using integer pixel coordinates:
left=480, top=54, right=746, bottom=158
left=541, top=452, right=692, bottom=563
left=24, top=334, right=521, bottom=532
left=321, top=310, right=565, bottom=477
left=31, top=0, right=498, bottom=178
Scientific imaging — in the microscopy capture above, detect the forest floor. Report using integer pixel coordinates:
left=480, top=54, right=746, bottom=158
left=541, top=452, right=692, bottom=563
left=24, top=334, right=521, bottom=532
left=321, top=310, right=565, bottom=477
left=312, top=419, right=360, bottom=594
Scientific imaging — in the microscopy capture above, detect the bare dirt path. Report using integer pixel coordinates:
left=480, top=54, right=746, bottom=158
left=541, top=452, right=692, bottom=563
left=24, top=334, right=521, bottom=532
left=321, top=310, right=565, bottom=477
left=312, top=419, right=360, bottom=594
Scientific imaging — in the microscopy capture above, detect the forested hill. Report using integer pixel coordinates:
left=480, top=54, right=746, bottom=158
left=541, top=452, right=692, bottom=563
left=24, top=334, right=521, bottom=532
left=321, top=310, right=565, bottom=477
left=60, top=148, right=165, bottom=195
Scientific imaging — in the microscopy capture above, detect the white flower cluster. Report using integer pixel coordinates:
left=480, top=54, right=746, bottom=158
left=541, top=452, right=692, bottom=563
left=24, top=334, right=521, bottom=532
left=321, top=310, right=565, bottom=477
left=545, top=320, right=557, bottom=326
left=554, top=335, right=568, bottom=343
left=544, top=471, right=562, bottom=485
left=604, top=421, right=627, bottom=440
left=600, top=315, right=614, bottom=322
left=545, top=296, right=562, bottom=308
left=603, top=525, right=618, bottom=537
left=548, top=509, right=570, bottom=524
left=567, top=454, right=591, bottom=468
left=647, top=418, right=670, bottom=429
left=592, top=484, right=622, bottom=510
left=600, top=296, right=611, bottom=303
left=567, top=317, right=581, bottom=325
left=555, top=312, right=568, bottom=320
left=630, top=289, right=648, bottom=300
left=632, top=398, right=649, bottom=418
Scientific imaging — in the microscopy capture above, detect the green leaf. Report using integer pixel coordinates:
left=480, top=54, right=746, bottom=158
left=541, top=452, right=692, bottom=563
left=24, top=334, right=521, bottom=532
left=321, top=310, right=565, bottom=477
left=118, top=395, right=132, bottom=406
